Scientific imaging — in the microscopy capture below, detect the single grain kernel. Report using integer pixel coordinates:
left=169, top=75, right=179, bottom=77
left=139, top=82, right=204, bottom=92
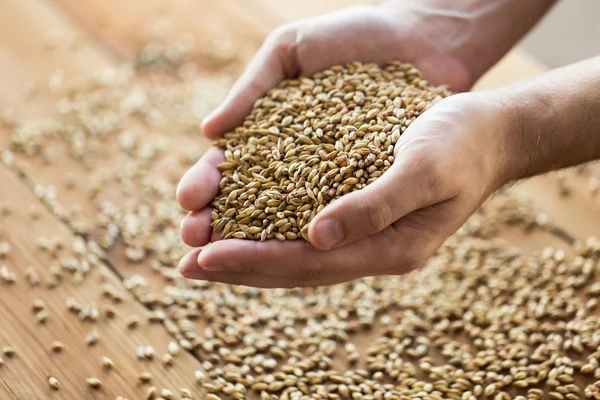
left=86, top=377, right=102, bottom=389
left=50, top=341, right=64, bottom=353
left=48, top=376, right=60, bottom=390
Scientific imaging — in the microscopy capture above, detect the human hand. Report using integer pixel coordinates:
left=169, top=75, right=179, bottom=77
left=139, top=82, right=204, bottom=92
left=175, top=1, right=529, bottom=287
left=199, top=4, right=476, bottom=142
left=178, top=90, right=513, bottom=287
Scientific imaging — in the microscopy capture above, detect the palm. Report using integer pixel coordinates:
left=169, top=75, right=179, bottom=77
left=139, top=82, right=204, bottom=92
left=281, top=6, right=471, bottom=92
left=176, top=6, right=492, bottom=288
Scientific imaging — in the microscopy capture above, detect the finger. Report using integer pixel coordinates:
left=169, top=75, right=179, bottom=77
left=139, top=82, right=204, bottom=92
left=201, top=26, right=299, bottom=139
left=178, top=248, right=202, bottom=278
left=176, top=147, right=224, bottom=211
left=389, top=196, right=465, bottom=260
left=179, top=248, right=362, bottom=288
left=183, top=268, right=363, bottom=288
left=180, top=208, right=213, bottom=247
left=210, top=229, right=222, bottom=243
left=308, top=152, right=446, bottom=250
left=194, top=230, right=413, bottom=278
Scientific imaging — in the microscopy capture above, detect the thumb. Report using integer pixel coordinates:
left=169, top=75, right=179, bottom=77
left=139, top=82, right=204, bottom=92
left=308, top=146, right=447, bottom=250
left=202, top=25, right=300, bottom=139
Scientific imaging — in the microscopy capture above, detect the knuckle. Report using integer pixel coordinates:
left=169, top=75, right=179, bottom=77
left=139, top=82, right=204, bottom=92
left=362, top=196, right=392, bottom=233
left=285, top=277, right=307, bottom=289
left=240, top=262, right=257, bottom=274
left=175, top=181, right=192, bottom=210
left=402, top=250, right=425, bottom=273
left=420, top=156, right=446, bottom=196
left=268, top=24, right=297, bottom=46
left=224, top=276, right=246, bottom=287
left=299, top=257, right=322, bottom=279
left=292, top=243, right=321, bottom=278
left=388, top=227, right=428, bottom=275
left=243, top=243, right=260, bottom=274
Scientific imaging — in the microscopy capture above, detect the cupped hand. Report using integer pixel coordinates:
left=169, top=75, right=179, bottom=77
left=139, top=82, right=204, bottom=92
left=201, top=4, right=474, bottom=142
left=178, top=91, right=512, bottom=287
left=177, top=5, right=505, bottom=287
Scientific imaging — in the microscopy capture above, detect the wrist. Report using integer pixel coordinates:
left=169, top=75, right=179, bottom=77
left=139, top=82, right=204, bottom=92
left=378, top=0, right=556, bottom=90
left=480, top=87, right=536, bottom=187
left=464, top=90, right=525, bottom=192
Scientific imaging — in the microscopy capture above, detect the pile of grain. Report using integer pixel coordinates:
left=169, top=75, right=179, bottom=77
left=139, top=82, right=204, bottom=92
left=5, top=29, right=600, bottom=400
left=211, top=62, right=451, bottom=241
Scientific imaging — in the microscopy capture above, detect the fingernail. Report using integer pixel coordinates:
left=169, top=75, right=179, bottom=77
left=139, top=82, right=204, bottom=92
left=201, top=264, right=223, bottom=271
left=178, top=263, right=202, bottom=279
left=197, top=251, right=222, bottom=271
left=315, top=219, right=344, bottom=250
left=184, top=270, right=208, bottom=280
left=201, top=106, right=221, bottom=131
left=203, top=105, right=220, bottom=122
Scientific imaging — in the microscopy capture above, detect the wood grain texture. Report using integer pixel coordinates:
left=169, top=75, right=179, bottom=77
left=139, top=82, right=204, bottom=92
left=0, top=0, right=598, bottom=398
left=0, top=163, right=204, bottom=399
left=0, top=0, right=118, bottom=234
left=52, top=0, right=268, bottom=61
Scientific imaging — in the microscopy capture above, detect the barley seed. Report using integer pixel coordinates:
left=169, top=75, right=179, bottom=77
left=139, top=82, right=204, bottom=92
left=162, top=353, right=173, bottom=366
left=50, top=341, right=64, bottom=353
left=36, top=310, right=48, bottom=324
left=210, top=62, right=450, bottom=241
left=85, top=330, right=99, bottom=346
left=139, top=372, right=153, bottom=384
left=48, top=376, right=60, bottom=390
left=86, top=377, right=102, bottom=389
left=0, top=241, right=10, bottom=258
left=125, top=315, right=141, bottom=329
left=32, top=299, right=46, bottom=312
left=102, top=356, right=114, bottom=370
left=2, top=346, right=15, bottom=357
left=146, top=386, right=158, bottom=400
left=167, top=341, right=179, bottom=356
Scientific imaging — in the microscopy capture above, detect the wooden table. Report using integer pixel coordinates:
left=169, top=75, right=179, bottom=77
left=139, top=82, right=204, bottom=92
left=0, top=1, right=598, bottom=399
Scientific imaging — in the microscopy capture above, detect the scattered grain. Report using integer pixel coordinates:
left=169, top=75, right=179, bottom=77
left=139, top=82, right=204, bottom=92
left=48, top=376, right=60, bottom=390
left=102, top=356, right=114, bottom=370
left=2, top=346, right=15, bottom=358
left=138, top=372, right=153, bottom=384
left=86, top=377, right=102, bottom=389
left=85, top=330, right=99, bottom=346
left=50, top=341, right=64, bottom=353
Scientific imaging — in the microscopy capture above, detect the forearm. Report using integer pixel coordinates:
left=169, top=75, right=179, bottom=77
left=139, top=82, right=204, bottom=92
left=380, top=0, right=557, bottom=83
left=499, top=56, right=600, bottom=182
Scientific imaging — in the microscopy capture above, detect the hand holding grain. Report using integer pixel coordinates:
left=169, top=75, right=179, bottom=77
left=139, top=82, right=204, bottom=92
left=176, top=5, right=511, bottom=287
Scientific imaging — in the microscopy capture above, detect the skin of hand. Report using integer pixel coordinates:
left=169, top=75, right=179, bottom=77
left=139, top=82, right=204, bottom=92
left=178, top=91, right=512, bottom=288
left=176, top=1, right=561, bottom=288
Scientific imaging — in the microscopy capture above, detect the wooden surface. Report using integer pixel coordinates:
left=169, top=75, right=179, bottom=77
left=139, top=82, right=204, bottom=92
left=0, top=0, right=598, bottom=399
left=0, top=163, right=204, bottom=399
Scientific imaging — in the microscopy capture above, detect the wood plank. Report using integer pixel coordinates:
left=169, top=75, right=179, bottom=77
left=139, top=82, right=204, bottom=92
left=239, top=0, right=377, bottom=24
left=0, top=1, right=598, bottom=398
left=0, top=0, right=120, bottom=236
left=0, top=0, right=220, bottom=273
left=52, top=0, right=268, bottom=62
left=0, top=0, right=114, bottom=112
left=0, top=163, right=204, bottom=399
